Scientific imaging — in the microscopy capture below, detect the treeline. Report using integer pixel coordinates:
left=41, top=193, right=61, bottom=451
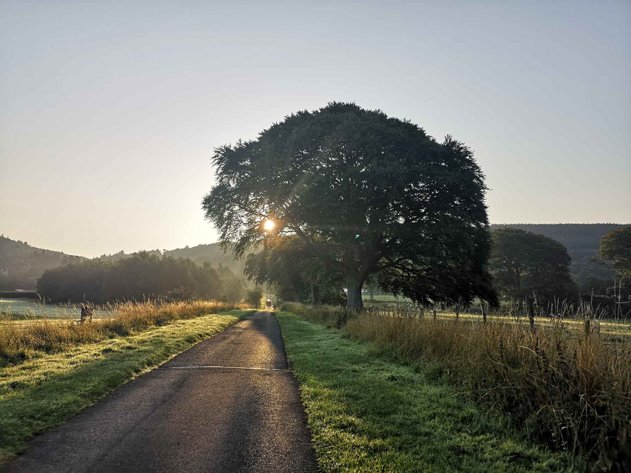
left=37, top=252, right=246, bottom=303
left=251, top=226, right=630, bottom=316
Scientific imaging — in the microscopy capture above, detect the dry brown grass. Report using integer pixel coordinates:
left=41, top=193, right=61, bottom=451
left=0, top=300, right=241, bottom=365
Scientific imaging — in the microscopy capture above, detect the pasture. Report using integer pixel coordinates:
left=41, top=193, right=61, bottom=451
left=0, top=300, right=244, bottom=366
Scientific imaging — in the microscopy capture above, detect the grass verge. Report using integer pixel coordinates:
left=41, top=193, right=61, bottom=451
left=0, top=300, right=241, bottom=365
left=283, top=302, right=630, bottom=471
left=0, top=310, right=249, bottom=462
left=277, top=311, right=575, bottom=472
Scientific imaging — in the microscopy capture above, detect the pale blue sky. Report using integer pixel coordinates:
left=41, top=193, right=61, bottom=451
left=1, top=0, right=630, bottom=257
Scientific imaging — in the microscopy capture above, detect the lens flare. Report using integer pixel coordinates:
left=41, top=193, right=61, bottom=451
left=263, top=219, right=276, bottom=232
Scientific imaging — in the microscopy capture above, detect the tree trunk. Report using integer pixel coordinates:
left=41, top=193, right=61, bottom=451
left=346, top=276, right=364, bottom=311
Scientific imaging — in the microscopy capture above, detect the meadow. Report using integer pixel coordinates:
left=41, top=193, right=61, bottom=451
left=282, top=302, right=631, bottom=472
left=0, top=299, right=245, bottom=366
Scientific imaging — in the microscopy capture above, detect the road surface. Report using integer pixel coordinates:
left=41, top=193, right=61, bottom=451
left=2, top=312, right=317, bottom=473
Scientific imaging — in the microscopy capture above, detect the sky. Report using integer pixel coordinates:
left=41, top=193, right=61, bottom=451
left=1, top=0, right=630, bottom=257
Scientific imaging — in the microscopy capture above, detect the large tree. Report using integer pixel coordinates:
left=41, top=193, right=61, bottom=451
left=203, top=103, right=495, bottom=310
left=490, top=228, right=577, bottom=305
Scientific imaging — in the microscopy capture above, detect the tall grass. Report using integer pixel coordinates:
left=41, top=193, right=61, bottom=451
left=0, top=300, right=241, bottom=365
left=281, top=302, right=352, bottom=328
left=286, top=303, right=631, bottom=471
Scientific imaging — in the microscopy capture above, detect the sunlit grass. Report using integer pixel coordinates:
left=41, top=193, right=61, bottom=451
left=278, top=312, right=574, bottom=472
left=0, top=300, right=246, bottom=366
left=0, top=310, right=249, bottom=462
left=284, top=303, right=630, bottom=471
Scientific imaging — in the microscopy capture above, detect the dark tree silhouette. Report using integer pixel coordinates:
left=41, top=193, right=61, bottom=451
left=203, top=103, right=495, bottom=310
left=599, top=226, right=631, bottom=280
left=36, top=253, right=241, bottom=303
left=489, top=228, right=577, bottom=305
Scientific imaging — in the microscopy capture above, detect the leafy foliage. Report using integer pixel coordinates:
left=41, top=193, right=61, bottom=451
left=203, top=103, right=496, bottom=310
left=490, top=228, right=577, bottom=304
left=245, top=236, right=344, bottom=304
left=493, top=223, right=623, bottom=291
left=37, top=253, right=246, bottom=303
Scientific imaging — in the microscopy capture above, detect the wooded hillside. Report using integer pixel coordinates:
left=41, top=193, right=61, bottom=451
left=0, top=236, right=84, bottom=290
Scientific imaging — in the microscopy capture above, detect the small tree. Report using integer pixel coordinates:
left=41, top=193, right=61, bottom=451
left=203, top=103, right=496, bottom=310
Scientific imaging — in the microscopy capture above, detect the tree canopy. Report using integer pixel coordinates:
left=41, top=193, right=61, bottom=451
left=203, top=103, right=496, bottom=310
left=489, top=228, right=577, bottom=305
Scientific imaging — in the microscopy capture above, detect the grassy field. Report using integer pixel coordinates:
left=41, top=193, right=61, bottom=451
left=361, top=302, right=631, bottom=339
left=0, top=298, right=114, bottom=320
left=277, top=311, right=575, bottom=472
left=0, top=310, right=249, bottom=462
left=0, top=300, right=243, bottom=365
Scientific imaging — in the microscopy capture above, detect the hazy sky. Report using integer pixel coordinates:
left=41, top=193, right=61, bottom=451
left=1, top=1, right=630, bottom=257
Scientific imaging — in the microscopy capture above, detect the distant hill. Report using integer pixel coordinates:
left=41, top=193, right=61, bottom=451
left=164, top=243, right=245, bottom=272
left=0, top=236, right=245, bottom=290
left=95, top=244, right=245, bottom=274
left=492, top=224, right=627, bottom=290
left=0, top=236, right=85, bottom=290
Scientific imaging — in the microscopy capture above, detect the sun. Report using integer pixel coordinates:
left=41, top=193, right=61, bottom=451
left=263, top=219, right=276, bottom=232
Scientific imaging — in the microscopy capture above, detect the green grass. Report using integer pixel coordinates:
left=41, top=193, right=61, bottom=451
left=0, top=310, right=249, bottom=462
left=277, top=311, right=576, bottom=472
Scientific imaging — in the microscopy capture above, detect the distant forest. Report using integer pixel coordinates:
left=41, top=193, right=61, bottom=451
left=0, top=224, right=626, bottom=293
left=37, top=252, right=246, bottom=303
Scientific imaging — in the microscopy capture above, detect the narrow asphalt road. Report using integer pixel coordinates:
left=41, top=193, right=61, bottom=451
left=3, top=312, right=317, bottom=473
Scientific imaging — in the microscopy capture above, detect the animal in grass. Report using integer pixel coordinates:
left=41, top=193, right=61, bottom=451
left=80, top=303, right=94, bottom=323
